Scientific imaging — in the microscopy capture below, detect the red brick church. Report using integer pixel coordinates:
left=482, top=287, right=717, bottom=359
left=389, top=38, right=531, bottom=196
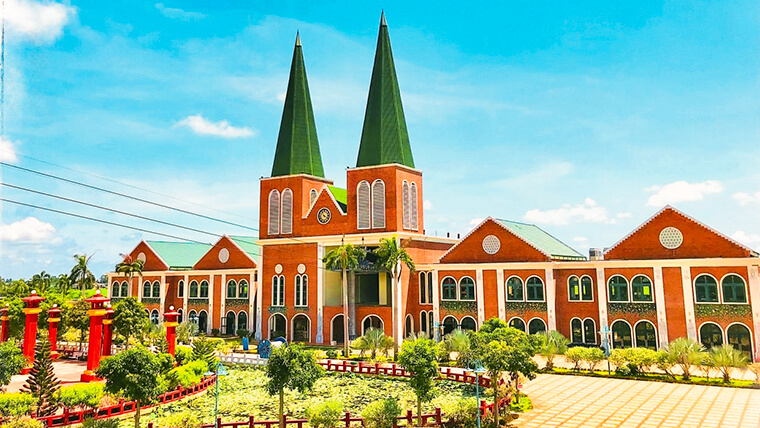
left=108, top=14, right=760, bottom=361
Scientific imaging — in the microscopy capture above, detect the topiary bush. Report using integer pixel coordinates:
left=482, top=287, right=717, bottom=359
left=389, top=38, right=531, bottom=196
left=236, top=329, right=250, bottom=339
left=166, top=360, right=208, bottom=390
left=306, top=399, right=343, bottom=428
left=174, top=346, right=192, bottom=366
left=362, top=398, right=402, bottom=428
left=438, top=397, right=478, bottom=428
left=0, top=393, right=35, bottom=417
left=564, top=347, right=585, bottom=371
left=325, top=349, right=338, bottom=359
left=55, top=383, right=105, bottom=411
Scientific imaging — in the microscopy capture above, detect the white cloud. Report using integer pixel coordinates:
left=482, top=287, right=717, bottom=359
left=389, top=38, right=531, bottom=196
left=176, top=115, right=256, bottom=138
left=732, top=190, right=760, bottom=206
left=644, top=180, right=723, bottom=207
left=731, top=231, right=760, bottom=250
left=469, top=218, right=484, bottom=226
left=0, top=137, right=18, bottom=163
left=155, top=3, right=205, bottom=21
left=0, top=217, right=56, bottom=242
left=423, top=200, right=433, bottom=210
left=573, top=236, right=588, bottom=243
left=524, top=198, right=621, bottom=226
left=5, top=0, right=77, bottom=43
left=616, top=212, right=632, bottom=219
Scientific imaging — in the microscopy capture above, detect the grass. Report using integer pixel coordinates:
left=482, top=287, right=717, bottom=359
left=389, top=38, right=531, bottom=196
left=547, top=367, right=758, bottom=388
left=510, top=395, right=532, bottom=413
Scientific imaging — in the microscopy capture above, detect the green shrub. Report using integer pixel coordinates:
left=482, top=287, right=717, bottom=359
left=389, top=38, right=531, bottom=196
left=564, top=347, right=585, bottom=370
left=154, top=410, right=201, bottom=428
left=609, top=348, right=658, bottom=375
left=0, top=393, right=35, bottom=417
left=81, top=418, right=120, bottom=428
left=362, top=398, right=402, bottom=428
left=236, top=329, right=250, bottom=339
left=0, top=416, right=44, bottom=428
left=438, top=397, right=478, bottom=428
left=155, top=352, right=176, bottom=375
left=166, top=360, right=208, bottom=389
left=174, top=346, right=192, bottom=366
left=325, top=349, right=338, bottom=359
left=584, top=348, right=605, bottom=372
left=306, top=399, right=343, bottom=428
left=55, top=383, right=105, bottom=410
left=435, top=341, right=450, bottom=363
left=211, top=328, right=220, bottom=337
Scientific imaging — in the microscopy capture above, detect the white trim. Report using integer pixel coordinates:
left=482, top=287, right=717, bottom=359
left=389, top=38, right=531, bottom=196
left=220, top=273, right=227, bottom=328
left=725, top=322, right=754, bottom=360
left=440, top=276, right=458, bottom=301
left=570, top=317, right=583, bottom=343
left=505, top=275, right=525, bottom=302
left=496, top=269, right=506, bottom=319
left=260, top=173, right=334, bottom=183
left=439, top=217, right=554, bottom=262
left=419, top=311, right=428, bottom=335
left=545, top=268, right=556, bottom=330
left=219, top=235, right=258, bottom=265
left=583, top=317, right=597, bottom=344
left=630, top=274, right=654, bottom=302
left=475, top=270, right=485, bottom=325
left=441, top=315, right=458, bottom=334
left=748, top=265, right=760, bottom=361
left=356, top=180, right=371, bottom=230
left=525, top=275, right=546, bottom=303
left=249, top=272, right=255, bottom=332
left=681, top=267, right=697, bottom=340
left=268, top=313, right=287, bottom=340
left=460, top=315, right=477, bottom=331
left=459, top=275, right=477, bottom=301
left=347, top=162, right=423, bottom=175
left=692, top=273, right=720, bottom=303
left=719, top=273, right=749, bottom=304
left=507, top=316, right=526, bottom=332
left=527, top=316, right=547, bottom=334
left=317, top=246, right=324, bottom=343
left=697, top=321, right=724, bottom=347
left=138, top=240, right=171, bottom=270
left=404, top=314, right=414, bottom=338
left=226, top=278, right=238, bottom=299
left=417, top=257, right=760, bottom=272
left=183, top=274, right=189, bottom=317
left=329, top=313, right=345, bottom=343
left=198, top=309, right=208, bottom=334
left=633, top=319, right=658, bottom=349
left=207, top=278, right=214, bottom=332
left=237, top=310, right=248, bottom=333
left=304, top=184, right=348, bottom=218
left=652, top=266, right=669, bottom=348
left=609, top=319, right=633, bottom=349
left=290, top=313, right=311, bottom=343
left=360, top=314, right=384, bottom=335
left=431, top=270, right=440, bottom=339
left=607, top=274, right=630, bottom=303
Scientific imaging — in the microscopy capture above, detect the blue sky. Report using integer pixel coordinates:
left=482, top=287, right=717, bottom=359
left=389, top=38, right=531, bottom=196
left=1, top=0, right=759, bottom=279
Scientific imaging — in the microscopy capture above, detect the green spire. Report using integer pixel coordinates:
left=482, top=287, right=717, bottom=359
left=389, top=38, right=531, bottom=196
left=356, top=12, right=415, bottom=168
left=271, top=32, right=325, bottom=178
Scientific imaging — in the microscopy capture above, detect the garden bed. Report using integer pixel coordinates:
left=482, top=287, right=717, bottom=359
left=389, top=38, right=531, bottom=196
left=544, top=368, right=758, bottom=389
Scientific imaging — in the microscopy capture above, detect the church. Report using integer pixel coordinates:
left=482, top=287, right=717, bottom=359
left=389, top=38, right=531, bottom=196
left=108, top=14, right=760, bottom=362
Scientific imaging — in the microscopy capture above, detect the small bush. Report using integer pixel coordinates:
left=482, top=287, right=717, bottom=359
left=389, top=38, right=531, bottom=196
left=236, top=329, right=250, bottom=339
left=0, top=393, right=35, bottom=417
left=174, top=345, right=192, bottom=366
left=155, top=352, right=176, bottom=375
left=584, top=348, right=605, bottom=372
left=564, top=347, right=585, bottom=370
left=436, top=341, right=450, bottom=363
left=211, top=328, right=220, bottom=337
left=81, top=418, right=120, bottom=428
left=615, top=364, right=631, bottom=376
left=0, top=416, right=44, bottom=428
left=325, top=349, right=338, bottom=359
left=154, top=410, right=202, bottom=428
left=438, top=397, right=478, bottom=428
left=166, top=360, right=208, bottom=389
left=55, top=383, right=105, bottom=410
left=362, top=398, right=402, bottom=428
left=610, top=348, right=658, bottom=375
left=306, top=399, right=343, bottom=428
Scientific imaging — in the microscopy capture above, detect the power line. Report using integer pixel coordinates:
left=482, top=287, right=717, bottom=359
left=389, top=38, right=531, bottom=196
left=1, top=198, right=211, bottom=245
left=0, top=162, right=259, bottom=232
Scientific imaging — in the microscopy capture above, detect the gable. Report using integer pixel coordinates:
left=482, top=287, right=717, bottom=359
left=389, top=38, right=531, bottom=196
left=604, top=207, right=756, bottom=260
left=145, top=241, right=212, bottom=269
left=440, top=218, right=550, bottom=263
left=194, top=236, right=257, bottom=270
left=128, top=241, right=169, bottom=272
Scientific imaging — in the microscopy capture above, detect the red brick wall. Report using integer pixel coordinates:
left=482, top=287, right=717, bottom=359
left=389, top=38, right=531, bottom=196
left=194, top=236, right=256, bottom=270
left=662, top=267, right=687, bottom=340
left=129, top=242, right=168, bottom=271
left=441, top=219, right=549, bottom=264
left=483, top=270, right=499, bottom=321
left=554, top=268, right=598, bottom=340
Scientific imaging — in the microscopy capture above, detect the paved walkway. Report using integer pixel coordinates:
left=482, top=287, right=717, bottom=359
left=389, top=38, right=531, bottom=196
left=514, top=374, right=760, bottom=428
left=6, top=360, right=88, bottom=392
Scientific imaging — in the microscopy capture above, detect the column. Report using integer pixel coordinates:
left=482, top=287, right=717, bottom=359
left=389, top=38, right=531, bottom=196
left=256, top=256, right=263, bottom=340
left=21, top=290, right=45, bottom=374
left=545, top=268, right=557, bottom=331
left=81, top=290, right=109, bottom=382
left=496, top=269, right=505, bottom=320
left=747, top=265, right=760, bottom=362
left=316, top=246, right=324, bottom=343
left=349, top=272, right=357, bottom=339
left=159, top=273, right=166, bottom=312
left=220, top=273, right=227, bottom=335
left=431, top=270, right=440, bottom=341
left=652, top=266, right=669, bottom=348
left=248, top=272, right=256, bottom=333
left=207, top=276, right=214, bottom=335
left=102, top=304, right=115, bottom=357
left=475, top=269, right=485, bottom=325
left=47, top=304, right=62, bottom=360
left=182, top=274, right=189, bottom=320
left=1, top=305, right=9, bottom=342
left=163, top=306, right=180, bottom=357
left=680, top=267, right=697, bottom=340
left=595, top=267, right=608, bottom=329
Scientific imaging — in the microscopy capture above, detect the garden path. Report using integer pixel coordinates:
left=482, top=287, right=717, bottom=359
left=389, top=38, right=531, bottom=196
left=6, top=360, right=88, bottom=393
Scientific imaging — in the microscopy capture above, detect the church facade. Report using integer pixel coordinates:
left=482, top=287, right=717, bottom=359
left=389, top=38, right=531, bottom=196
left=108, top=15, right=760, bottom=361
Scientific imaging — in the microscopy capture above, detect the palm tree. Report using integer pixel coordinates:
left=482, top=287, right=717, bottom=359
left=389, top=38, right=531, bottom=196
left=54, top=274, right=72, bottom=295
left=323, top=242, right=366, bottom=356
left=115, top=254, right=145, bottom=298
left=70, top=254, right=96, bottom=300
left=374, top=235, right=415, bottom=358
left=538, top=330, right=570, bottom=370
left=361, top=327, right=387, bottom=361
left=30, top=271, right=52, bottom=295
left=665, top=337, right=705, bottom=380
left=709, top=344, right=749, bottom=383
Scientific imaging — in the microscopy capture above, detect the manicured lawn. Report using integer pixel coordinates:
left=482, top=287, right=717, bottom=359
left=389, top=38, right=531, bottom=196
left=548, top=367, right=757, bottom=388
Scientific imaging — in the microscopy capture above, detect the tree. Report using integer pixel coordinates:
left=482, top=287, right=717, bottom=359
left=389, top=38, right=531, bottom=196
left=708, top=345, right=749, bottom=383
left=265, top=344, right=324, bottom=428
left=30, top=272, right=52, bottom=295
left=115, top=256, right=144, bottom=297
left=113, top=297, right=148, bottom=347
left=322, top=242, right=366, bottom=356
left=54, top=274, right=72, bottom=296
left=191, top=335, right=218, bottom=371
left=70, top=254, right=96, bottom=300
left=95, top=347, right=164, bottom=428
left=0, top=340, right=27, bottom=391
left=22, top=338, right=60, bottom=417
left=398, top=337, right=439, bottom=426
left=65, top=300, right=91, bottom=350
left=665, top=337, right=705, bottom=381
left=373, top=236, right=415, bottom=357
left=537, top=330, right=569, bottom=370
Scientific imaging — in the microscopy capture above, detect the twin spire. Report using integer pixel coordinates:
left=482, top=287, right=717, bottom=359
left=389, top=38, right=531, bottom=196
left=271, top=13, right=414, bottom=178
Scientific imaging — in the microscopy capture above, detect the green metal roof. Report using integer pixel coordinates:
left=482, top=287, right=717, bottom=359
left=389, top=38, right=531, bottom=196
left=495, top=219, right=586, bottom=261
left=356, top=13, right=415, bottom=169
left=327, top=185, right=347, bottom=211
left=271, top=33, right=325, bottom=178
left=229, top=236, right=259, bottom=258
left=145, top=241, right=212, bottom=269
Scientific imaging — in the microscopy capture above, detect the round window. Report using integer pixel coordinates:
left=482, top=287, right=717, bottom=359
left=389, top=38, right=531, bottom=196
left=659, top=227, right=683, bottom=249
left=218, top=248, right=230, bottom=263
left=482, top=235, right=501, bottom=255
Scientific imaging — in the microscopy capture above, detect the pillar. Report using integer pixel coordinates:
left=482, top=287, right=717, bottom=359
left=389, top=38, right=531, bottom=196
left=21, top=290, right=45, bottom=374
left=164, top=306, right=180, bottom=357
left=101, top=304, right=115, bottom=357
left=81, top=290, right=110, bottom=382
left=1, top=305, right=9, bottom=342
left=47, top=304, right=62, bottom=360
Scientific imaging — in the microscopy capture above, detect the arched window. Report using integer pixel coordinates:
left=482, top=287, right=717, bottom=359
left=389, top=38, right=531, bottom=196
left=189, top=310, right=198, bottom=324
left=238, top=312, right=248, bottom=332
left=177, top=280, right=184, bottom=298
left=420, top=311, right=428, bottom=336
left=268, top=189, right=280, bottom=235
left=269, top=314, right=286, bottom=339
left=631, top=276, right=653, bottom=302
left=526, top=277, right=544, bottom=301
left=608, top=276, right=629, bottom=302
left=581, top=276, right=593, bottom=301
left=272, top=275, right=285, bottom=306
left=112, top=281, right=120, bottom=298
left=460, top=317, right=477, bottom=331
left=152, top=281, right=160, bottom=298
left=405, top=315, right=413, bottom=338
left=143, top=281, right=151, bottom=297
left=332, top=315, right=345, bottom=344
left=508, top=318, right=526, bottom=332
left=727, top=324, right=752, bottom=357
left=506, top=277, right=524, bottom=301
left=419, top=273, right=427, bottom=304
left=292, top=314, right=310, bottom=342
left=402, top=181, right=410, bottom=229
left=528, top=318, right=547, bottom=335
left=189, top=280, right=199, bottom=298
left=225, top=311, right=236, bottom=335
left=459, top=277, right=475, bottom=301
left=121, top=281, right=129, bottom=298
left=442, top=316, right=458, bottom=335
left=568, top=276, right=580, bottom=301
left=150, top=310, right=160, bottom=325
left=694, top=275, right=719, bottom=303
left=177, top=309, right=183, bottom=323
left=357, top=181, right=370, bottom=229
left=281, top=188, right=293, bottom=234
left=699, top=323, right=723, bottom=350
left=441, top=277, right=457, bottom=300
left=227, top=279, right=237, bottom=299
left=611, top=321, right=632, bottom=349
left=570, top=318, right=583, bottom=343
left=583, top=319, right=596, bottom=345
left=309, top=189, right=318, bottom=208
left=239, top=280, right=249, bottom=299
left=200, top=280, right=209, bottom=298
left=198, top=311, right=208, bottom=333
left=410, top=182, right=419, bottom=231
left=721, top=275, right=747, bottom=303
left=362, top=315, right=384, bottom=335
left=427, top=272, right=433, bottom=304
left=635, top=321, right=657, bottom=350
left=295, top=274, right=308, bottom=307
left=371, top=180, right=385, bottom=229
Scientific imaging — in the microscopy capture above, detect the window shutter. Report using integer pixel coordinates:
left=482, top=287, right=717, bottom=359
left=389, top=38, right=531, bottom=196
left=357, top=181, right=370, bottom=229
left=281, top=189, right=293, bottom=234
left=402, top=181, right=410, bottom=229
left=410, top=182, right=418, bottom=231
left=372, top=180, right=385, bottom=228
left=309, top=189, right=318, bottom=208
left=268, top=190, right=280, bottom=235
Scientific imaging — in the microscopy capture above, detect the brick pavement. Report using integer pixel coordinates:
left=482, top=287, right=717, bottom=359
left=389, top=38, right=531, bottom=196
left=514, top=374, right=760, bottom=428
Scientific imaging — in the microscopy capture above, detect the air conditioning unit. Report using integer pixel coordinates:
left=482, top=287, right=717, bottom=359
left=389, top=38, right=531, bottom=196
left=589, top=248, right=603, bottom=261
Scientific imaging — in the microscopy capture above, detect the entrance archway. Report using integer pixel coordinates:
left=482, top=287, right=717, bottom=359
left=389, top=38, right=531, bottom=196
left=292, top=315, right=310, bottom=342
left=331, top=315, right=345, bottom=344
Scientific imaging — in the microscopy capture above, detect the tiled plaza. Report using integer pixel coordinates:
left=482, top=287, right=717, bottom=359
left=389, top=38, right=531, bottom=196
left=515, top=374, right=760, bottom=428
